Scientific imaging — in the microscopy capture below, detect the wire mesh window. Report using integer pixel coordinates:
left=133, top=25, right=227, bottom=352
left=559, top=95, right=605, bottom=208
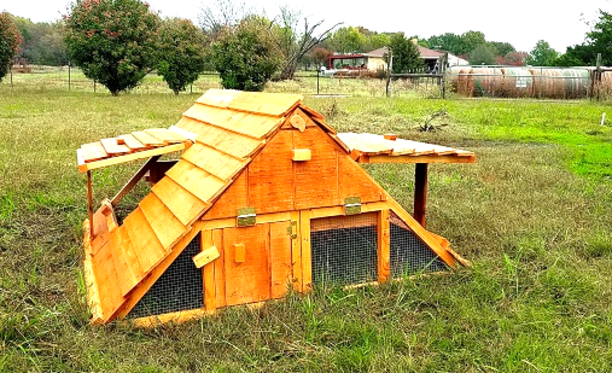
left=389, top=212, right=447, bottom=277
left=310, top=213, right=378, bottom=286
left=129, top=233, right=204, bottom=319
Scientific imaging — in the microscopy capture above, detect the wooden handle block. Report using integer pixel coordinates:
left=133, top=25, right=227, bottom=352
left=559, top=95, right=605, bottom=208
left=234, top=243, right=245, bottom=263
left=292, top=149, right=311, bottom=161
left=383, top=133, right=397, bottom=141
left=193, top=245, right=220, bottom=268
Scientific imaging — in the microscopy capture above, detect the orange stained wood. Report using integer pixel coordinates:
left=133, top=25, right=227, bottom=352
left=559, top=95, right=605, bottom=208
left=337, top=152, right=385, bottom=203
left=181, top=142, right=247, bottom=181
left=201, top=231, right=216, bottom=311
left=132, top=131, right=165, bottom=147
left=123, top=207, right=167, bottom=273
left=118, top=134, right=147, bottom=151
left=233, top=243, right=246, bottom=263
left=270, top=221, right=293, bottom=298
left=248, top=130, right=294, bottom=213
left=195, top=89, right=241, bottom=108
left=183, top=103, right=283, bottom=140
left=202, top=171, right=248, bottom=220
left=165, top=160, right=226, bottom=203
left=293, top=126, right=340, bottom=209
left=151, top=177, right=209, bottom=227
left=223, top=224, right=271, bottom=306
left=212, top=229, right=226, bottom=308
left=300, top=210, right=312, bottom=291
left=193, top=245, right=220, bottom=269
left=108, top=226, right=143, bottom=296
left=91, top=243, right=124, bottom=319
left=310, top=212, right=378, bottom=232
left=290, top=211, right=302, bottom=292
left=81, top=142, right=109, bottom=162
left=377, top=209, right=391, bottom=283
left=145, top=128, right=187, bottom=144
left=224, top=91, right=302, bottom=117
left=100, top=138, right=130, bottom=155
left=139, top=193, right=186, bottom=250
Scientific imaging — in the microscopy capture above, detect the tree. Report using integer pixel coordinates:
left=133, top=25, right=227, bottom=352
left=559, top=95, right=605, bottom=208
left=0, top=12, right=21, bottom=81
left=525, top=40, right=559, bottom=66
left=389, top=33, right=423, bottom=73
left=310, top=46, right=333, bottom=68
left=562, top=10, right=612, bottom=66
left=273, top=6, right=340, bottom=80
left=469, top=44, right=495, bottom=65
left=64, top=0, right=160, bottom=96
left=329, top=26, right=366, bottom=53
left=211, top=16, right=282, bottom=91
left=198, top=0, right=252, bottom=39
left=157, top=18, right=208, bottom=95
left=488, top=41, right=515, bottom=57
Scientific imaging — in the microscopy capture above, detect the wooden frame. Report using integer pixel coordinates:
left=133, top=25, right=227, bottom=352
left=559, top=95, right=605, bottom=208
left=78, top=143, right=187, bottom=173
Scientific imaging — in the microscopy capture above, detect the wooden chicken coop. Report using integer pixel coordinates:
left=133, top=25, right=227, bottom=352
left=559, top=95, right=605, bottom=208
left=78, top=89, right=475, bottom=326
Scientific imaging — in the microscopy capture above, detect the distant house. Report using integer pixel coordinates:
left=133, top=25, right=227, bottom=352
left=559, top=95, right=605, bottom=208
left=328, top=45, right=469, bottom=72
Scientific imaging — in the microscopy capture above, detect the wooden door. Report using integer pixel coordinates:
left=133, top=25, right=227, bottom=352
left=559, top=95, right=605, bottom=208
left=221, top=221, right=293, bottom=307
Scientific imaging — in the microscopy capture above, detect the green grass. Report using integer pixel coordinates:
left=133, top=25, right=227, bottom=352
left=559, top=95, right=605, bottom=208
left=1, top=85, right=612, bottom=372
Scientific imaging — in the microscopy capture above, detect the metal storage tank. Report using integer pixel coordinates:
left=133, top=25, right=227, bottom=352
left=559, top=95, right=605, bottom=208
left=501, top=68, right=533, bottom=98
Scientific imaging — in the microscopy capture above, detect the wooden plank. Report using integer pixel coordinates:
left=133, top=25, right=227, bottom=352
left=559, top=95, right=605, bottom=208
left=169, top=125, right=198, bottom=142
left=310, top=212, right=378, bottom=232
left=228, top=91, right=303, bottom=117
left=176, top=118, right=264, bottom=159
left=81, top=142, right=109, bottom=162
left=145, top=128, right=187, bottom=144
left=108, top=226, right=143, bottom=297
left=300, top=210, right=312, bottom=292
left=309, top=202, right=391, bottom=219
left=91, top=243, right=125, bottom=321
left=377, top=209, right=390, bottom=283
left=201, top=231, right=216, bottom=311
left=83, top=228, right=104, bottom=323
left=362, top=154, right=477, bottom=164
left=292, top=149, right=311, bottom=161
left=131, top=307, right=214, bottom=327
left=293, top=126, right=340, bottom=210
left=132, top=131, right=165, bottom=147
left=386, top=197, right=457, bottom=269
left=139, top=193, right=186, bottom=250
left=165, top=160, right=227, bottom=204
left=248, top=130, right=294, bottom=213
left=202, top=171, right=248, bottom=220
left=212, top=229, right=226, bottom=308
left=114, top=222, right=205, bottom=320
left=290, top=211, right=302, bottom=292
left=195, top=89, right=241, bottom=108
left=79, top=143, right=186, bottom=173
left=123, top=207, right=167, bottom=274
left=100, top=138, right=130, bottom=155
left=414, top=163, right=428, bottom=227
left=118, top=134, right=147, bottom=151
left=337, top=152, right=385, bottom=203
left=270, top=221, right=292, bottom=298
left=151, top=177, right=209, bottom=226
left=194, top=245, right=220, bottom=269
left=182, top=142, right=248, bottom=181
left=223, top=224, right=271, bottom=306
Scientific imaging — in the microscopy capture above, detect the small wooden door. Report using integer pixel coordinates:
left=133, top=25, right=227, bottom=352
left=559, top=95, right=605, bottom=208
left=220, top=221, right=293, bottom=307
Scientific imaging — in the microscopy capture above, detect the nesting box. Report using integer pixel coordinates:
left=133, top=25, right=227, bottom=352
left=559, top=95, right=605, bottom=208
left=78, top=89, right=475, bottom=326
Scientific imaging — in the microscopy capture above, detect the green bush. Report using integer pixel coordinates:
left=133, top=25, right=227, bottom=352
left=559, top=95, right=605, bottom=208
left=158, top=18, right=208, bottom=95
left=63, top=0, right=160, bottom=96
left=211, top=16, right=282, bottom=92
left=0, top=12, right=22, bottom=82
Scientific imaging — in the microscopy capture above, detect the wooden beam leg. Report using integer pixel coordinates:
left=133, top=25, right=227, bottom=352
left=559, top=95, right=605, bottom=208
left=111, top=155, right=161, bottom=207
left=414, top=163, right=428, bottom=227
left=87, top=170, right=94, bottom=241
left=377, top=209, right=390, bottom=283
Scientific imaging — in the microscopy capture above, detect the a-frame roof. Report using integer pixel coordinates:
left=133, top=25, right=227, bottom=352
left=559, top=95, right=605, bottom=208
left=85, top=89, right=468, bottom=324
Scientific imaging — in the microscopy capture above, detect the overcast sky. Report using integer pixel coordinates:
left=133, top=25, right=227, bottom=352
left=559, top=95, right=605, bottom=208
left=2, top=0, right=610, bottom=53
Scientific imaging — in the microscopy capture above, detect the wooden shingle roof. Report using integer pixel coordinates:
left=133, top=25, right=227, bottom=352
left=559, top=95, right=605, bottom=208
left=87, top=89, right=304, bottom=322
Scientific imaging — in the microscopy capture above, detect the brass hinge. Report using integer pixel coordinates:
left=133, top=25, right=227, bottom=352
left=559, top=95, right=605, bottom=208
left=287, top=221, right=298, bottom=239
left=237, top=207, right=256, bottom=227
left=344, top=197, right=362, bottom=215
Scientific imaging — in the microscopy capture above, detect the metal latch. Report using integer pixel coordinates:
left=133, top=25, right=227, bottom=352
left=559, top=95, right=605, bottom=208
left=344, top=197, right=362, bottom=215
left=287, top=221, right=298, bottom=239
left=237, top=207, right=256, bottom=227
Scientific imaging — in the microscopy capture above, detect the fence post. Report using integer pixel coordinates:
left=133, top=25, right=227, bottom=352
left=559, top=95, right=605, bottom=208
left=94, top=80, right=96, bottom=93
left=10, top=65, right=13, bottom=88
left=591, top=53, right=602, bottom=100
left=316, top=68, right=320, bottom=95
left=68, top=62, right=71, bottom=91
left=439, top=53, right=448, bottom=99
left=386, top=50, right=393, bottom=97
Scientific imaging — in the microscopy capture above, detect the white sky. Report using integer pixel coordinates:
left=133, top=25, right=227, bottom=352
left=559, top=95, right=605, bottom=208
left=1, top=0, right=610, bottom=53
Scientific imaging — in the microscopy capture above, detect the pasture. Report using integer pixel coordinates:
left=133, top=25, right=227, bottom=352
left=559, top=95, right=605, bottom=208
left=1, top=83, right=612, bottom=372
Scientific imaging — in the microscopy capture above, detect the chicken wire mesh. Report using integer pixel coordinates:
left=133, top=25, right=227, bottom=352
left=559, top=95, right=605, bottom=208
left=310, top=213, right=378, bottom=286
left=129, top=233, right=204, bottom=319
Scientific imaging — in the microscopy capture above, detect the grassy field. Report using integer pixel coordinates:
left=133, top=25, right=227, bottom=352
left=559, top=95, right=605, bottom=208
left=1, top=84, right=612, bottom=372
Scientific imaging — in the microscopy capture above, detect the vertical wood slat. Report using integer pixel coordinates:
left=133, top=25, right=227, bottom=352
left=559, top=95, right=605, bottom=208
left=201, top=230, right=216, bottom=311
left=87, top=171, right=94, bottom=240
left=414, top=163, right=428, bottom=227
left=300, top=210, right=312, bottom=292
left=291, top=211, right=302, bottom=292
left=377, top=209, right=391, bottom=283
left=212, top=229, right=226, bottom=308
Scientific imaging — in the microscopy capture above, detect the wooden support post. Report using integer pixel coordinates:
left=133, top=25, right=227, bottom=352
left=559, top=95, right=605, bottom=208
left=111, top=155, right=161, bottom=207
left=201, top=231, right=216, bottom=311
left=377, top=209, right=390, bottom=283
left=414, top=163, right=428, bottom=227
left=300, top=210, right=312, bottom=292
left=87, top=170, right=94, bottom=240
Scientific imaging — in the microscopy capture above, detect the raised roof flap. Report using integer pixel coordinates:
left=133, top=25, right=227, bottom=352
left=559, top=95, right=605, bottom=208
left=196, top=89, right=303, bottom=117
